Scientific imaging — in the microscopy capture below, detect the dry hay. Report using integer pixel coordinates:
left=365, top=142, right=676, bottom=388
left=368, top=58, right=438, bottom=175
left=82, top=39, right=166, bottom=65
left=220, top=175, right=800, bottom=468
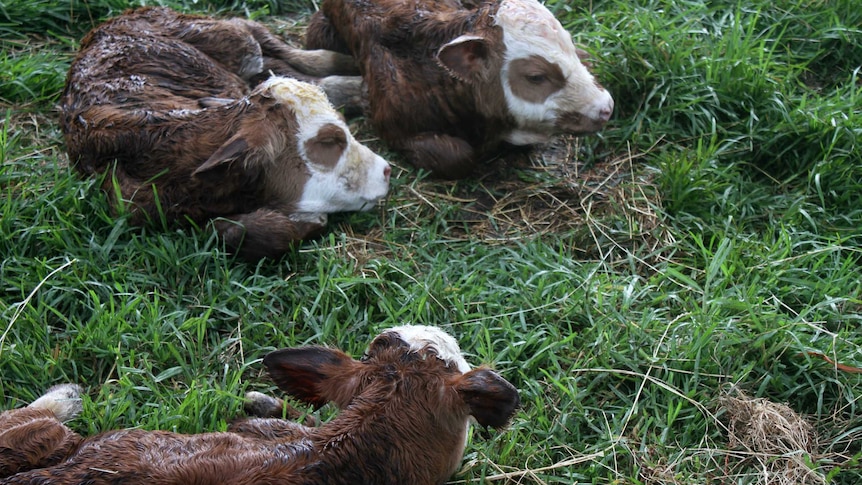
left=720, top=389, right=826, bottom=485
left=323, top=131, right=673, bottom=276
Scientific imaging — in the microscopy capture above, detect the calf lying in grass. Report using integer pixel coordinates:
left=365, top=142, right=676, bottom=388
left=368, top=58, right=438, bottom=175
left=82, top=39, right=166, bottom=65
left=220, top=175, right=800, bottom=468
left=0, top=325, right=519, bottom=484
left=59, top=7, right=387, bottom=260
left=306, top=0, right=615, bottom=178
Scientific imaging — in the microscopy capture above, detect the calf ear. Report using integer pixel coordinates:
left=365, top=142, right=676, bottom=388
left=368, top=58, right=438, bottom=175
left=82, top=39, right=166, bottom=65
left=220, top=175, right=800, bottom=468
left=455, top=368, right=520, bottom=429
left=437, top=35, right=491, bottom=81
left=263, top=347, right=362, bottom=409
left=193, top=136, right=250, bottom=176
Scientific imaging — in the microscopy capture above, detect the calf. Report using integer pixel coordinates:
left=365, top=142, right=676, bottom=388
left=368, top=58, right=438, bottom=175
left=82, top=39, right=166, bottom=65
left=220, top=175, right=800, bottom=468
left=60, top=8, right=386, bottom=260
left=0, top=326, right=519, bottom=485
left=305, top=0, right=615, bottom=178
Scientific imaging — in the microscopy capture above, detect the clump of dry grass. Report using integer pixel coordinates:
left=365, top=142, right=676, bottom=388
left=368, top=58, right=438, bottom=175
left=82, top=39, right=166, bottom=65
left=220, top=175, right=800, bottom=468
left=319, top=136, right=668, bottom=276
left=720, top=389, right=826, bottom=485
left=433, top=136, right=656, bottom=243
left=316, top=132, right=675, bottom=282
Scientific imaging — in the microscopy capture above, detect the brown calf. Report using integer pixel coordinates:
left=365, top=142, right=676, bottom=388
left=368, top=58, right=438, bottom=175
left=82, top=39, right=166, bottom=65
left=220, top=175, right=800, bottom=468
left=60, top=8, right=386, bottom=260
left=0, top=325, right=519, bottom=485
left=306, top=0, right=615, bottom=178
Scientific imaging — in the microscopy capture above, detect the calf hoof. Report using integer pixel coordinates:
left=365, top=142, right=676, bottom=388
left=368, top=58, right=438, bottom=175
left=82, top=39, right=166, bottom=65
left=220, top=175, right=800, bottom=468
left=28, top=384, right=84, bottom=423
left=245, top=391, right=319, bottom=427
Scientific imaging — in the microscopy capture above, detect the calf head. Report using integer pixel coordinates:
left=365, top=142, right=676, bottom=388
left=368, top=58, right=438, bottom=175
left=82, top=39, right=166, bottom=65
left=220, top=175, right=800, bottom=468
left=438, top=0, right=614, bottom=145
left=263, top=325, right=520, bottom=482
left=193, top=76, right=390, bottom=224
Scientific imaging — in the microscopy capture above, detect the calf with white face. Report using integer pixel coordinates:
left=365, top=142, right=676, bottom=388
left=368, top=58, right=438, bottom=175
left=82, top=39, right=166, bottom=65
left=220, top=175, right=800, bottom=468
left=60, top=8, right=391, bottom=260
left=493, top=0, right=614, bottom=145
left=306, top=0, right=614, bottom=178
left=198, top=78, right=392, bottom=260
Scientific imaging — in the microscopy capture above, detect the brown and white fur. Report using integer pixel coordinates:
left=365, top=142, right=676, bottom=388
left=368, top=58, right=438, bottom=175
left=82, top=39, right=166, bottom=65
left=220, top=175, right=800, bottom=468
left=0, top=326, right=519, bottom=485
left=59, top=8, right=386, bottom=260
left=305, top=0, right=615, bottom=178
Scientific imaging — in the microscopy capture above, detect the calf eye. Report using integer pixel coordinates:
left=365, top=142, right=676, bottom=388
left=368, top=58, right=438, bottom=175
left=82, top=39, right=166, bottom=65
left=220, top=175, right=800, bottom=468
left=526, top=73, right=547, bottom=84
left=318, top=136, right=345, bottom=147
left=305, top=123, right=349, bottom=169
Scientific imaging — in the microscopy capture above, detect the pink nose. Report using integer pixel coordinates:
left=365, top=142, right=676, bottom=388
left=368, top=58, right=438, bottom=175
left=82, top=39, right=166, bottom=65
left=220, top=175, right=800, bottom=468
left=383, top=165, right=391, bottom=180
left=598, top=99, right=614, bottom=122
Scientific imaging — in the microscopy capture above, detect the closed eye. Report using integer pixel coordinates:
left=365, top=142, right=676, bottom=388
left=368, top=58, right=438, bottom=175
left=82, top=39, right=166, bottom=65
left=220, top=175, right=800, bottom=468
left=318, top=137, right=346, bottom=147
left=525, top=74, right=548, bottom=84
left=508, top=55, right=566, bottom=103
left=305, top=123, right=349, bottom=168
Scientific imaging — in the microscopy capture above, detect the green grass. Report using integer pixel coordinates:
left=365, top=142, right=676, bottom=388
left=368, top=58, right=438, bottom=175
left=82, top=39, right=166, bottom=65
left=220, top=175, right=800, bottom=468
left=2, top=0, right=861, bottom=483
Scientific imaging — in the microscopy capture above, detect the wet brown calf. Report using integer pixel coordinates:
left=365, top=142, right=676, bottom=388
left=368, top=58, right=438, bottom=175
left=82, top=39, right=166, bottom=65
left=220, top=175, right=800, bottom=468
left=60, top=7, right=386, bottom=260
left=0, top=326, right=519, bottom=485
left=306, top=0, right=615, bottom=178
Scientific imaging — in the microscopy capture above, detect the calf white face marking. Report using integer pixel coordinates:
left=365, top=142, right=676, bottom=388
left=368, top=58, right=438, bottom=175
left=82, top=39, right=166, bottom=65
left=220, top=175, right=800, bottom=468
left=495, top=0, right=614, bottom=144
left=387, top=325, right=471, bottom=373
left=384, top=325, right=474, bottom=452
left=261, top=77, right=391, bottom=215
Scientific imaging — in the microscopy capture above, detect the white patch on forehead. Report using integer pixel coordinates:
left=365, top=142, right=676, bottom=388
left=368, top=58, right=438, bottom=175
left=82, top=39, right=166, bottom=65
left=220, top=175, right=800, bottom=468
left=261, top=76, right=336, bottom=125
left=261, top=76, right=345, bottom=169
left=494, top=0, right=580, bottom=139
left=386, top=325, right=471, bottom=373
left=260, top=77, right=351, bottom=166
left=495, top=0, right=578, bottom=65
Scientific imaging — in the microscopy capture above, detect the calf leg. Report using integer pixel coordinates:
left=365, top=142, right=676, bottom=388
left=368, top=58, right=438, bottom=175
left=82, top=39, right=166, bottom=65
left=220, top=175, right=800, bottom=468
left=227, top=416, right=312, bottom=441
left=304, top=12, right=351, bottom=55
left=170, top=14, right=358, bottom=81
left=236, top=391, right=320, bottom=437
left=400, top=133, right=477, bottom=179
left=243, top=391, right=296, bottom=420
left=249, top=68, right=364, bottom=112
left=212, top=209, right=327, bottom=261
left=0, top=385, right=83, bottom=479
left=171, top=19, right=265, bottom=81
left=243, top=392, right=319, bottom=427
left=240, top=19, right=358, bottom=77
left=316, top=76, right=364, bottom=113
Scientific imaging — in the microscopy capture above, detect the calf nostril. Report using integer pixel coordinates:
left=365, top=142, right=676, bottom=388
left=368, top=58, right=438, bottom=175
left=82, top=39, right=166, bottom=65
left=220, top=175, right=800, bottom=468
left=383, top=165, right=391, bottom=179
left=599, top=105, right=613, bottom=122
